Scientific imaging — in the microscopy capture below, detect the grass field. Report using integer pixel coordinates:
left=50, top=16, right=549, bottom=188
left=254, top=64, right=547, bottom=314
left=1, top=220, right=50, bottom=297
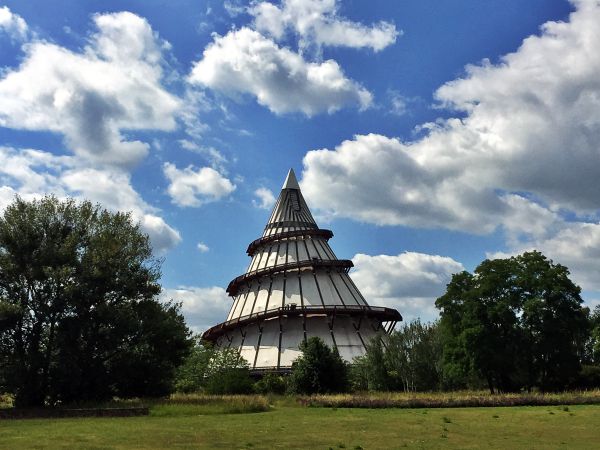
left=1, top=395, right=599, bottom=449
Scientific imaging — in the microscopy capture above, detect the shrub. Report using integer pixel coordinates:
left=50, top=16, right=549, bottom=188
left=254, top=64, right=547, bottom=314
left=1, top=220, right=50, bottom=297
left=205, top=368, right=254, bottom=395
left=254, top=372, right=287, bottom=395
left=204, top=348, right=254, bottom=395
left=575, top=365, right=600, bottom=389
left=175, top=340, right=215, bottom=393
left=289, top=337, right=349, bottom=394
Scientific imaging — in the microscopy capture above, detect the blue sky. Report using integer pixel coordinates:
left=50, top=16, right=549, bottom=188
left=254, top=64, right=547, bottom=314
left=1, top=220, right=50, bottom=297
left=2, top=0, right=599, bottom=332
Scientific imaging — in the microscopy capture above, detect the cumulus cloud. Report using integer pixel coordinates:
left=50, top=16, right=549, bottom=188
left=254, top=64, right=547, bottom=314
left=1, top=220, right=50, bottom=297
left=178, top=139, right=227, bottom=171
left=301, top=1, right=600, bottom=235
left=253, top=187, right=276, bottom=209
left=62, top=167, right=181, bottom=252
left=0, top=146, right=181, bottom=253
left=0, top=6, right=28, bottom=41
left=188, top=27, right=372, bottom=116
left=197, top=242, right=210, bottom=253
left=161, top=286, right=231, bottom=333
left=164, top=163, right=236, bottom=207
left=249, top=0, right=399, bottom=53
left=351, top=252, right=465, bottom=322
left=0, top=11, right=180, bottom=168
left=489, top=220, right=600, bottom=293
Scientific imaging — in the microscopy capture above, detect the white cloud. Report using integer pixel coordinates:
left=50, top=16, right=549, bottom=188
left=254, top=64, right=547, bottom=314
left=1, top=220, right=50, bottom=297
left=164, top=163, right=236, bottom=207
left=224, top=0, right=246, bottom=17
left=253, top=187, right=276, bottom=209
left=351, top=252, right=465, bottom=322
left=489, top=220, right=600, bottom=293
left=387, top=90, right=420, bottom=116
left=0, top=6, right=28, bottom=41
left=0, top=11, right=180, bottom=168
left=188, top=27, right=372, bottom=116
left=62, top=167, right=181, bottom=253
left=161, top=286, right=231, bottom=334
left=249, top=0, right=399, bottom=53
left=301, top=1, right=600, bottom=236
left=0, top=146, right=181, bottom=254
left=178, top=139, right=227, bottom=170
left=302, top=133, right=507, bottom=233
left=197, top=242, right=210, bottom=253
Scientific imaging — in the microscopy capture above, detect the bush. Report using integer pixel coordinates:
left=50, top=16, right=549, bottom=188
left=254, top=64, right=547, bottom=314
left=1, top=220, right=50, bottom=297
left=289, top=337, right=349, bottom=394
left=175, top=343, right=254, bottom=395
left=204, top=348, right=254, bottom=394
left=205, top=368, right=254, bottom=395
left=254, top=372, right=287, bottom=395
left=575, top=365, right=600, bottom=389
left=175, top=340, right=215, bottom=393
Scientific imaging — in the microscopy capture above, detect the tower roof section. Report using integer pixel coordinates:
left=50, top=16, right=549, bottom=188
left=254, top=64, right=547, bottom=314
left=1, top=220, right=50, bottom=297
left=282, top=168, right=300, bottom=189
left=263, top=168, right=317, bottom=237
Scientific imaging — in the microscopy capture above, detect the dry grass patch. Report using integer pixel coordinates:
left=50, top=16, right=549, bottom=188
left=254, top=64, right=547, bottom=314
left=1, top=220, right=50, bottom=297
left=300, top=389, right=600, bottom=409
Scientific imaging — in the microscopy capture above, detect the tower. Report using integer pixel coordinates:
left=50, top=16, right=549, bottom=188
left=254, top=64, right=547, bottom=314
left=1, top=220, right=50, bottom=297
left=202, top=169, right=402, bottom=371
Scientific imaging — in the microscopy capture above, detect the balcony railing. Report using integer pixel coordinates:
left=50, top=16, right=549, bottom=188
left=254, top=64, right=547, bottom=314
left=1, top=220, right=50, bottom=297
left=226, top=259, right=353, bottom=296
left=202, top=304, right=402, bottom=341
left=246, top=228, right=333, bottom=256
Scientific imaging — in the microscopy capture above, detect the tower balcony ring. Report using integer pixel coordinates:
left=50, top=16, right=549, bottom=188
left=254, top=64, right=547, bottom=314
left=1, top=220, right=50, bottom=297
left=246, top=229, right=334, bottom=256
left=226, top=259, right=354, bottom=296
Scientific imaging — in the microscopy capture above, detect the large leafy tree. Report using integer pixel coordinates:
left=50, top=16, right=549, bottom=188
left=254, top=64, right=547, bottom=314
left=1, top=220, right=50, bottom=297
left=0, top=196, right=191, bottom=407
left=436, top=251, right=588, bottom=392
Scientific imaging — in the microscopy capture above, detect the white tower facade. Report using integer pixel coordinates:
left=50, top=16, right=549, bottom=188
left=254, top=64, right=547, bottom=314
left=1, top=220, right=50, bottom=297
left=202, top=169, right=401, bottom=371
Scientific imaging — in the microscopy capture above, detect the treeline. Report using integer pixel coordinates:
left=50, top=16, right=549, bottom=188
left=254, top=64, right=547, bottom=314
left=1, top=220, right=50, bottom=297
left=177, top=305, right=600, bottom=396
left=2, top=197, right=598, bottom=405
left=353, top=309, right=600, bottom=393
left=436, top=251, right=598, bottom=393
left=355, top=252, right=600, bottom=393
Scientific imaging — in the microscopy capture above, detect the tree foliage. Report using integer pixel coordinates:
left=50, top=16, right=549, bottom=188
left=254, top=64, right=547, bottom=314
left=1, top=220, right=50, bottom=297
left=436, top=251, right=588, bottom=392
left=254, top=371, right=287, bottom=395
left=174, top=341, right=254, bottom=394
left=204, top=347, right=254, bottom=394
left=289, top=337, right=349, bottom=394
left=0, top=196, right=191, bottom=406
left=588, top=305, right=600, bottom=365
left=351, top=321, right=442, bottom=392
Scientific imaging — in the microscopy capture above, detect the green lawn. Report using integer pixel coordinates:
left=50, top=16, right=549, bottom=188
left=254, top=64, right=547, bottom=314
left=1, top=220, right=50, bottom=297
left=0, top=401, right=598, bottom=449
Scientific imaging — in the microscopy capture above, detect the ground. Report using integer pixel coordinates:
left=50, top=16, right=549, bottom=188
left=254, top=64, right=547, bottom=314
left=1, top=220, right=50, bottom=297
left=0, top=399, right=598, bottom=449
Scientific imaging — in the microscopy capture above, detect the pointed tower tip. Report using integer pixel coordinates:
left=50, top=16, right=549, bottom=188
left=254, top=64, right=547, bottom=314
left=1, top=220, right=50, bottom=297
left=282, top=168, right=300, bottom=190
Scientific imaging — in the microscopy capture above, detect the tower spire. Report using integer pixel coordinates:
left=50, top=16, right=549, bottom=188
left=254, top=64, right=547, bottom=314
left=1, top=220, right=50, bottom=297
left=282, top=168, right=300, bottom=190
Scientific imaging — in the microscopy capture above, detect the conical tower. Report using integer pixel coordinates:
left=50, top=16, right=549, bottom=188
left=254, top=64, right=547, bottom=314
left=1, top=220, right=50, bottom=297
left=202, top=169, right=402, bottom=371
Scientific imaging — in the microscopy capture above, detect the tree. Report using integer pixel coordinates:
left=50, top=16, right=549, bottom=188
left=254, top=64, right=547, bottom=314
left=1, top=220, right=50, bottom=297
left=518, top=252, right=589, bottom=390
left=386, top=320, right=442, bottom=392
left=436, top=251, right=588, bottom=392
left=175, top=339, right=216, bottom=393
left=351, top=321, right=442, bottom=392
left=204, top=347, right=254, bottom=394
left=289, top=337, right=349, bottom=394
left=0, top=196, right=192, bottom=406
left=587, top=305, right=600, bottom=364
left=175, top=341, right=254, bottom=394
